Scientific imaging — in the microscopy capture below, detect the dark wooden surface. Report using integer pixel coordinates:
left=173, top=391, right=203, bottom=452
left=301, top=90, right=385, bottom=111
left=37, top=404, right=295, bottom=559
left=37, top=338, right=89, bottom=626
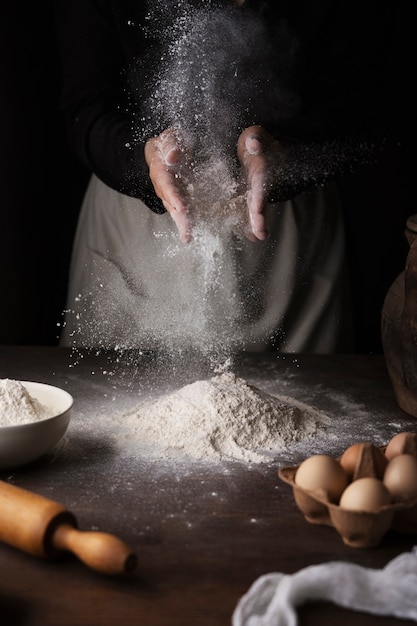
left=1, top=346, right=417, bottom=626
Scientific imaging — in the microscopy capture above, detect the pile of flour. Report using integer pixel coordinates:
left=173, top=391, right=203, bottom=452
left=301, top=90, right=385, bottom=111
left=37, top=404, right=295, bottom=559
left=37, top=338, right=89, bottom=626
left=120, top=372, right=328, bottom=463
left=0, top=379, right=54, bottom=426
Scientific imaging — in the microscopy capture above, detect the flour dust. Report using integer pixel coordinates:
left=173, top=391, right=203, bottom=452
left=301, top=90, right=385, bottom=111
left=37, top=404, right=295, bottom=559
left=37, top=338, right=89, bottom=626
left=138, top=0, right=298, bottom=155
left=61, top=0, right=367, bottom=366
left=61, top=2, right=298, bottom=363
left=117, top=372, right=329, bottom=463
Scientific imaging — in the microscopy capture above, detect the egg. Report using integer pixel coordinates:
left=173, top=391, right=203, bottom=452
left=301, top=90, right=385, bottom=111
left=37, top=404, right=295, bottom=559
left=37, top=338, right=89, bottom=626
left=383, top=454, right=417, bottom=502
left=339, top=477, right=391, bottom=512
left=339, top=442, right=387, bottom=479
left=339, top=443, right=364, bottom=477
left=294, top=454, right=348, bottom=502
left=385, top=432, right=417, bottom=460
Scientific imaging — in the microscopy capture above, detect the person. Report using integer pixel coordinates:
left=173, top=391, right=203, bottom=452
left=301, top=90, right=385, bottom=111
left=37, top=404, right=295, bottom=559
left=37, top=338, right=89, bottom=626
left=54, top=0, right=394, bottom=356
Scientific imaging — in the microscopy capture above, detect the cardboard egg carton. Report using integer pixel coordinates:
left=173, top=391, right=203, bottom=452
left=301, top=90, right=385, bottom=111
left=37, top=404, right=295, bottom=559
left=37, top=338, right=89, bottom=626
left=278, top=433, right=417, bottom=548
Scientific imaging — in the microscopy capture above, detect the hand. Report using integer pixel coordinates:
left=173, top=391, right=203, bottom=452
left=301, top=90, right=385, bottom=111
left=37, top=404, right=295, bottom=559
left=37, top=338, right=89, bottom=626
left=237, top=125, right=283, bottom=242
left=145, top=128, right=193, bottom=243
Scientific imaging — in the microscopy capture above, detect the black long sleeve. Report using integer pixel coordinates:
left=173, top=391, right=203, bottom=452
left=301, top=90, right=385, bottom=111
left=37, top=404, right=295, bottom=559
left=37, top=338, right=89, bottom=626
left=54, top=0, right=398, bottom=209
left=54, top=0, right=165, bottom=212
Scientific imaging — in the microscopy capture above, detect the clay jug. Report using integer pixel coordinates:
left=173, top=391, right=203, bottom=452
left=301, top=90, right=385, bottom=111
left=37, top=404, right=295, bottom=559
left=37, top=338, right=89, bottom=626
left=381, top=214, right=417, bottom=417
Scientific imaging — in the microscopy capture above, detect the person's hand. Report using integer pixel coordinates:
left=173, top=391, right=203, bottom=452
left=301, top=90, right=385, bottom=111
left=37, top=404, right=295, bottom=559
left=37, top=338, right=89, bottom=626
left=237, top=125, right=283, bottom=242
left=145, top=128, right=193, bottom=243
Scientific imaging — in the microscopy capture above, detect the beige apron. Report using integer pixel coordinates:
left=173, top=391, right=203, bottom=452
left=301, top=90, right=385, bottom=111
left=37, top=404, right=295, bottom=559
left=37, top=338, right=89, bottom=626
left=60, top=174, right=352, bottom=354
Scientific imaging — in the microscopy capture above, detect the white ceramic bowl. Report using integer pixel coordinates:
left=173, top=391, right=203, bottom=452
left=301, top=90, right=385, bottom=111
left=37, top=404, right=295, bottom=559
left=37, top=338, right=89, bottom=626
left=0, top=381, right=73, bottom=470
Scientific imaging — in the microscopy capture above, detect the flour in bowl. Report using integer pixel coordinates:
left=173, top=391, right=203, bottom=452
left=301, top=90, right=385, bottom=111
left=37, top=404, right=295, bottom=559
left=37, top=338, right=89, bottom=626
left=121, top=372, right=328, bottom=463
left=0, top=379, right=54, bottom=426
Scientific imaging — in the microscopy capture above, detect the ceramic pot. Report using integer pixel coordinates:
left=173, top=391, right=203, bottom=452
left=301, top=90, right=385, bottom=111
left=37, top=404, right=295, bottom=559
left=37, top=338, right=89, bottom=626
left=381, top=215, right=417, bottom=417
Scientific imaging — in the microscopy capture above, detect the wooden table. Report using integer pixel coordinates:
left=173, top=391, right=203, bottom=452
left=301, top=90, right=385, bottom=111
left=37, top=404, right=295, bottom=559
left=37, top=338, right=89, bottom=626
left=0, top=346, right=416, bottom=626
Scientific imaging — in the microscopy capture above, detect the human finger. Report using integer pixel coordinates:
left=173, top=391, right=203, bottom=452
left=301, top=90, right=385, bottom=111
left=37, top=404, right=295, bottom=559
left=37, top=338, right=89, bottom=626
left=238, top=127, right=270, bottom=240
left=145, top=132, right=193, bottom=242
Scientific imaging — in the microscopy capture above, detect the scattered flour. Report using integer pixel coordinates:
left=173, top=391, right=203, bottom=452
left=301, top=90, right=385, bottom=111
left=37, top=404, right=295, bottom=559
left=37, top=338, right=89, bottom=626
left=0, top=379, right=54, bottom=426
left=120, top=372, right=328, bottom=463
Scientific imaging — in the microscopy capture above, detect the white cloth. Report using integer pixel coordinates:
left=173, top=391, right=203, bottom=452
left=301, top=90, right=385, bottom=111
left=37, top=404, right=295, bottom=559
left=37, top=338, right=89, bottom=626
left=232, top=547, right=417, bottom=625
left=60, top=175, right=351, bottom=353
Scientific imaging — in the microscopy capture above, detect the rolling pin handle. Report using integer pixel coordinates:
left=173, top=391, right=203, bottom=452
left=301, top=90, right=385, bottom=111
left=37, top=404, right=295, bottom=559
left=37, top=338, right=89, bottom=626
left=0, top=480, right=136, bottom=575
left=51, top=523, right=137, bottom=575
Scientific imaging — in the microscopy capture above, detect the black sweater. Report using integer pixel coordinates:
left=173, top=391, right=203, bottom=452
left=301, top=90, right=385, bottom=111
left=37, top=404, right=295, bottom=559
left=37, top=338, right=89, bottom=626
left=54, top=0, right=395, bottom=213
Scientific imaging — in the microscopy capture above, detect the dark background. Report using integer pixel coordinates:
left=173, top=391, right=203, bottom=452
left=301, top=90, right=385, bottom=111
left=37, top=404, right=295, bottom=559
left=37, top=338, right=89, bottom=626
left=0, top=3, right=413, bottom=353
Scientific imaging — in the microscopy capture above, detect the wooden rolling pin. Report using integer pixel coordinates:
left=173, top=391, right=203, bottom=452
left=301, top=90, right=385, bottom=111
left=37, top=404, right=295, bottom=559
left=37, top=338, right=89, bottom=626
left=0, top=480, right=137, bottom=575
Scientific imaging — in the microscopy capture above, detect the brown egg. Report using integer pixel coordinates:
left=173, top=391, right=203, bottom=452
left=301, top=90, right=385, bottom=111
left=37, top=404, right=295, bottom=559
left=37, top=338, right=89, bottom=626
left=339, top=477, right=391, bottom=512
left=340, top=442, right=387, bottom=480
left=385, top=432, right=417, bottom=460
left=295, top=454, right=348, bottom=502
left=383, top=454, right=417, bottom=502
left=339, top=443, right=364, bottom=477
